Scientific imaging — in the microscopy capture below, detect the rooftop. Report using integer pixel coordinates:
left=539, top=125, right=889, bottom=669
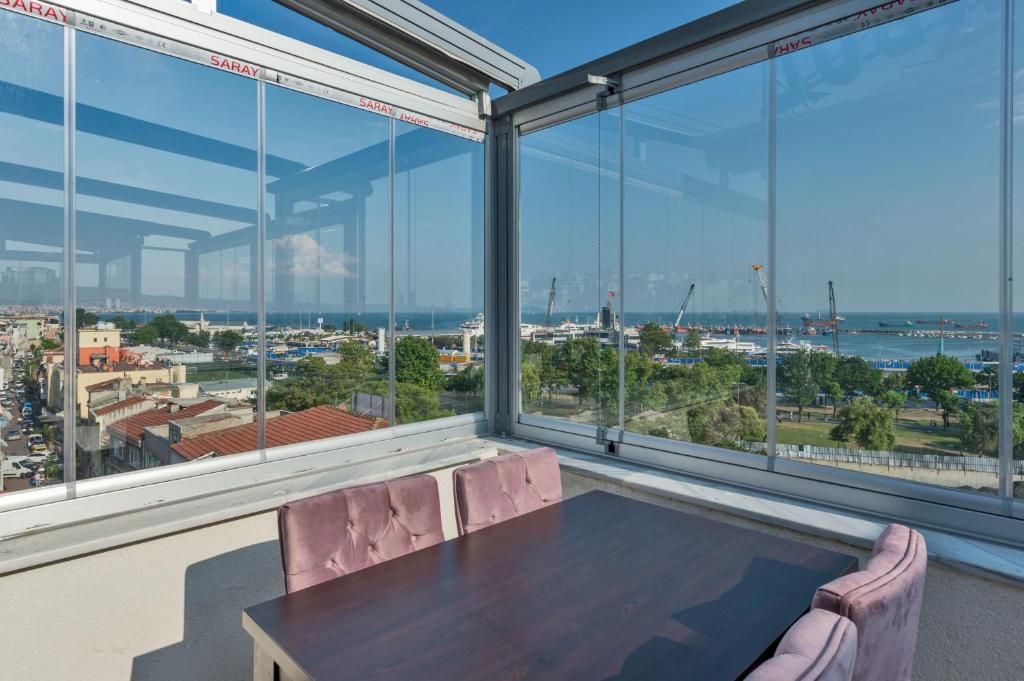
left=92, top=394, right=151, bottom=416
left=171, top=405, right=380, bottom=460
left=107, top=399, right=226, bottom=444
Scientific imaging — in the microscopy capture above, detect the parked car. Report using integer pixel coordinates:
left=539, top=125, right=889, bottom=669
left=6, top=429, right=21, bottom=441
left=2, top=456, right=35, bottom=478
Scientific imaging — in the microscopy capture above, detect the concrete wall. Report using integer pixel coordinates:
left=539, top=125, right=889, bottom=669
left=560, top=471, right=1024, bottom=681
left=0, top=465, right=471, bottom=681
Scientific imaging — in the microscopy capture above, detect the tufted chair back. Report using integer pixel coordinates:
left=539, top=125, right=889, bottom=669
left=453, top=448, right=562, bottom=535
left=745, top=609, right=858, bottom=681
left=812, top=524, right=927, bottom=681
left=278, top=475, right=444, bottom=593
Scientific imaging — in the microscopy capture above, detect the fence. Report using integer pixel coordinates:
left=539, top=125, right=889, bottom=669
left=745, top=441, right=1024, bottom=475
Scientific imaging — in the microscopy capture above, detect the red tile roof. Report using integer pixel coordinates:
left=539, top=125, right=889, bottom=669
left=171, top=406, right=380, bottom=460
left=107, top=399, right=225, bottom=444
left=93, top=394, right=150, bottom=416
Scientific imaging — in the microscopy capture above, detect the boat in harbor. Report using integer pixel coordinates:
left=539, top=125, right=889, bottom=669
left=879, top=320, right=914, bottom=328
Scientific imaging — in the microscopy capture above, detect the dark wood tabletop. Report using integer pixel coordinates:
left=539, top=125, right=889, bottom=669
left=243, top=490, right=857, bottom=681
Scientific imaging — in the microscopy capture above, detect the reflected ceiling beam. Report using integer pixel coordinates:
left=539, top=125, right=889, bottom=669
left=268, top=125, right=471, bottom=197
left=0, top=161, right=258, bottom=224
left=0, top=249, right=90, bottom=264
left=0, top=82, right=305, bottom=178
left=0, top=198, right=211, bottom=249
left=521, top=145, right=765, bottom=222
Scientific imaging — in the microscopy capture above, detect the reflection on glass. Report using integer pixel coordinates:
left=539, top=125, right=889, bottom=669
left=394, top=121, right=484, bottom=424
left=519, top=111, right=620, bottom=427
left=0, top=11, right=65, bottom=493
left=776, top=0, right=1001, bottom=494
left=1014, top=0, right=1024, bottom=498
left=622, top=63, right=769, bottom=452
left=73, top=34, right=259, bottom=478
left=263, top=84, right=390, bottom=438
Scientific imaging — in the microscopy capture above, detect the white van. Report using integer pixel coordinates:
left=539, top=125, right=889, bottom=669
left=2, top=456, right=35, bottom=478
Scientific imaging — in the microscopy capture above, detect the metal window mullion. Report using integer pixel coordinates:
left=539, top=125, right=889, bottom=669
left=766, top=57, right=778, bottom=472
left=388, top=116, right=397, bottom=427
left=617, top=99, right=626, bottom=433
left=62, top=25, right=77, bottom=492
left=999, top=0, right=1015, bottom=504
left=256, top=78, right=267, bottom=453
left=508, top=122, right=522, bottom=432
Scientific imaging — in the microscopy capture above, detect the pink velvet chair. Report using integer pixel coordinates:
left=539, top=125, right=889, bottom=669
left=745, top=609, right=858, bottom=681
left=812, top=524, right=927, bottom=681
left=453, top=448, right=562, bottom=535
left=277, top=475, right=445, bottom=593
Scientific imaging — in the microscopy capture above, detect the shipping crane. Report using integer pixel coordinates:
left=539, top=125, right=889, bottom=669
left=543, top=277, right=557, bottom=327
left=828, top=280, right=840, bottom=356
left=673, top=283, right=696, bottom=331
left=751, top=264, right=784, bottom=325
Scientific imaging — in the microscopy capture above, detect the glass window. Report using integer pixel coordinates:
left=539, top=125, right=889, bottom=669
left=0, top=11, right=65, bottom=494
left=775, top=0, right=1002, bottom=494
left=73, top=34, right=259, bottom=479
left=519, top=111, right=620, bottom=429
left=263, top=84, right=391, bottom=439
left=622, top=63, right=769, bottom=453
left=394, top=122, right=485, bottom=424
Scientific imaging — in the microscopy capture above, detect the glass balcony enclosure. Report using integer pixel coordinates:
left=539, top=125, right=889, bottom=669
left=1, top=0, right=1023, bottom=549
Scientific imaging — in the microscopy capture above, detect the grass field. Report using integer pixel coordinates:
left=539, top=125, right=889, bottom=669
left=776, top=418, right=962, bottom=454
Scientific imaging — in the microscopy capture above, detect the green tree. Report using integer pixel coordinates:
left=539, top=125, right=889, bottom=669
left=683, top=328, right=702, bottom=354
left=638, top=321, right=674, bottom=358
left=213, top=329, right=244, bottom=354
left=189, top=330, right=211, bottom=349
left=834, top=355, right=883, bottom=397
left=831, top=397, right=896, bottom=451
left=394, top=336, right=445, bottom=392
left=395, top=382, right=453, bottom=423
left=108, top=316, right=136, bottom=330
left=447, top=365, right=484, bottom=395
left=129, top=324, right=158, bottom=346
left=778, top=350, right=818, bottom=422
left=959, top=402, right=998, bottom=456
left=824, top=380, right=843, bottom=417
left=75, top=308, right=99, bottom=328
left=521, top=361, right=541, bottom=409
left=147, top=314, right=190, bottom=345
left=907, top=354, right=975, bottom=429
left=39, top=338, right=60, bottom=351
left=880, top=389, right=905, bottom=419
left=554, top=337, right=601, bottom=408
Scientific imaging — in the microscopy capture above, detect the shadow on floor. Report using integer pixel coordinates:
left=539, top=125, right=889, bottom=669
left=130, top=540, right=283, bottom=681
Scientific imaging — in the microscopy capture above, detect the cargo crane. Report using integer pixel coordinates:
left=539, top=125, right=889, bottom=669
left=828, top=280, right=840, bottom=356
left=751, top=264, right=783, bottom=326
left=543, top=277, right=557, bottom=328
left=673, top=283, right=696, bottom=332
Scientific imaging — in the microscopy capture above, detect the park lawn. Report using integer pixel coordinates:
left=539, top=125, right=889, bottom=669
left=776, top=419, right=963, bottom=454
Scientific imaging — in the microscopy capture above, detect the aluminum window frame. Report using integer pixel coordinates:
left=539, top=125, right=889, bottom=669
left=0, top=0, right=489, bottom=516
left=501, top=0, right=1024, bottom=547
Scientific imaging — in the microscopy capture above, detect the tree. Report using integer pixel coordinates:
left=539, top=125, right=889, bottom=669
left=189, top=330, right=211, bottom=349
left=39, top=338, right=60, bottom=351
left=960, top=402, right=998, bottom=456
left=147, top=314, right=190, bottom=345
left=881, top=389, right=905, bottom=419
left=213, top=329, right=244, bottom=354
left=75, top=308, right=98, bottom=328
left=683, top=328, right=702, bottom=354
left=342, top=318, right=367, bottom=334
left=394, top=382, right=452, bottom=423
left=825, top=380, right=843, bottom=417
left=129, top=324, right=158, bottom=346
left=554, top=337, right=601, bottom=408
left=638, top=321, right=673, bottom=358
left=834, top=355, right=882, bottom=397
left=108, top=316, right=136, bottom=330
left=906, top=354, right=975, bottom=429
left=521, top=361, right=541, bottom=409
left=394, top=336, right=445, bottom=392
left=778, top=350, right=818, bottom=422
left=446, top=365, right=484, bottom=395
left=831, top=397, right=896, bottom=451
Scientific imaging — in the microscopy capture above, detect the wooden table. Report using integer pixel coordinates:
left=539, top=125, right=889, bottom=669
left=243, top=490, right=857, bottom=681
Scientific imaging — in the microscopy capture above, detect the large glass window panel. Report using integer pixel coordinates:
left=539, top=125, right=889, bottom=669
left=394, top=122, right=484, bottom=424
left=263, top=85, right=390, bottom=438
left=775, top=0, right=1002, bottom=495
left=622, top=64, right=769, bottom=453
left=0, top=11, right=65, bottom=493
left=519, top=111, right=621, bottom=428
left=1013, top=0, right=1024, bottom=500
left=74, top=34, right=259, bottom=479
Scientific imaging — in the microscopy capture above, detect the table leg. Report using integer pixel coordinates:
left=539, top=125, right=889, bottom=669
left=253, top=644, right=275, bottom=681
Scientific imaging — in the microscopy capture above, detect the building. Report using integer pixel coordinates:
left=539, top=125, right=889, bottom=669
left=197, top=378, right=258, bottom=401
left=103, top=399, right=229, bottom=475
left=169, top=405, right=380, bottom=461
